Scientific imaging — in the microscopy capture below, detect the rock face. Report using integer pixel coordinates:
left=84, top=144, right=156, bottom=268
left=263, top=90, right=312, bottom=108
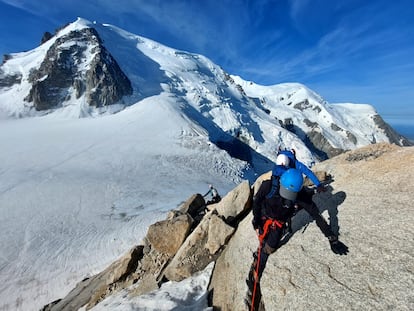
left=146, top=214, right=193, bottom=256
left=42, top=186, right=251, bottom=310
left=215, top=180, right=251, bottom=222
left=163, top=212, right=235, bottom=282
left=210, top=143, right=414, bottom=310
left=372, top=114, right=412, bottom=146
left=209, top=213, right=257, bottom=311
left=0, top=71, right=21, bottom=88
left=42, top=143, right=414, bottom=311
left=24, top=27, right=132, bottom=110
left=42, top=246, right=144, bottom=311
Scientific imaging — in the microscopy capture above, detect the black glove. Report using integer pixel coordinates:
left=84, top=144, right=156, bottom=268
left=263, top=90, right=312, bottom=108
left=316, top=185, right=327, bottom=193
left=328, top=236, right=349, bottom=255
left=252, top=215, right=262, bottom=230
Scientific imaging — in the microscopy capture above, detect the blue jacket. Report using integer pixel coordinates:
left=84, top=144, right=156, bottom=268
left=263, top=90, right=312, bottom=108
left=273, top=150, right=321, bottom=187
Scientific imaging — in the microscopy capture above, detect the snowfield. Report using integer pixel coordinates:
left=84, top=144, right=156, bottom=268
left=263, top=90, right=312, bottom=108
left=0, top=94, right=244, bottom=311
left=0, top=17, right=408, bottom=311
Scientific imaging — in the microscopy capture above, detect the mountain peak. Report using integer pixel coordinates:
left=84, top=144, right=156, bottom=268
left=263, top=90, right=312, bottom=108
left=1, top=21, right=132, bottom=117
left=0, top=19, right=411, bottom=152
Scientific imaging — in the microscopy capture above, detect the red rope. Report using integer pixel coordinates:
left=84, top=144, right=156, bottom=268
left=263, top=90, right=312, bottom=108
left=250, top=240, right=262, bottom=311
left=250, top=219, right=284, bottom=310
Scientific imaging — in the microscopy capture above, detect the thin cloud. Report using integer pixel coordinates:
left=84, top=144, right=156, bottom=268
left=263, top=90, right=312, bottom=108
left=0, top=0, right=412, bottom=116
left=239, top=1, right=414, bottom=87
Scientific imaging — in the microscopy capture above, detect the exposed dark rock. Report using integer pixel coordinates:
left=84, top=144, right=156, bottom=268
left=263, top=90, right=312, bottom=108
left=313, top=105, right=322, bottom=113
left=41, top=31, right=53, bottom=44
left=293, top=99, right=311, bottom=111
left=330, top=123, right=342, bottom=131
left=304, top=118, right=318, bottom=129
left=24, top=27, right=132, bottom=111
left=235, top=84, right=246, bottom=96
left=346, top=130, right=358, bottom=145
left=305, top=130, right=345, bottom=159
left=283, top=118, right=345, bottom=160
left=282, top=118, right=294, bottom=132
left=372, top=114, right=412, bottom=146
left=85, top=43, right=133, bottom=107
left=0, top=70, right=22, bottom=88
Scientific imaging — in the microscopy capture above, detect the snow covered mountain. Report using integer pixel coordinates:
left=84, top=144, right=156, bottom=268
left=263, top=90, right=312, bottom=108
left=0, top=18, right=410, bottom=162
left=0, top=18, right=411, bottom=311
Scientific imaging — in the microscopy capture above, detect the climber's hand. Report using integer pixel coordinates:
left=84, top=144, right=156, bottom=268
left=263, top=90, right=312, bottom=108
left=329, top=236, right=349, bottom=255
left=316, top=185, right=327, bottom=193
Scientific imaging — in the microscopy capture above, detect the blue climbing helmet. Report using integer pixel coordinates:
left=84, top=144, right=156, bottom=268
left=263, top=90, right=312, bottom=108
left=279, top=168, right=303, bottom=201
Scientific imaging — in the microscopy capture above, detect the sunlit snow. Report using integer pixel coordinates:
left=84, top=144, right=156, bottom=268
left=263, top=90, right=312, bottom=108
left=0, top=17, right=397, bottom=310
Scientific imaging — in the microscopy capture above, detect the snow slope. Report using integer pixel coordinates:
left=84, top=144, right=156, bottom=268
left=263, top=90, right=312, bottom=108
left=91, top=263, right=214, bottom=311
left=0, top=18, right=407, bottom=310
left=2, top=18, right=402, bottom=167
left=232, top=76, right=390, bottom=149
left=0, top=93, right=246, bottom=311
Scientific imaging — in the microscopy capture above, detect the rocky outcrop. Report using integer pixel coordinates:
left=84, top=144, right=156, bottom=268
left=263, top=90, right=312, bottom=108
left=211, top=143, right=414, bottom=310
left=283, top=118, right=346, bottom=160
left=304, top=129, right=345, bottom=159
left=163, top=212, right=235, bottom=282
left=372, top=114, right=412, bottom=146
left=42, top=143, right=414, bottom=311
left=0, top=72, right=22, bottom=88
left=146, top=214, right=193, bottom=256
left=215, top=180, right=251, bottom=222
left=42, top=185, right=252, bottom=310
left=209, top=213, right=256, bottom=311
left=42, top=246, right=144, bottom=311
left=24, top=27, right=132, bottom=110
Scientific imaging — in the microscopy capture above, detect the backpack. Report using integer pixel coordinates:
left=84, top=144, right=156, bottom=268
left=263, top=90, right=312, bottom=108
left=266, top=149, right=297, bottom=198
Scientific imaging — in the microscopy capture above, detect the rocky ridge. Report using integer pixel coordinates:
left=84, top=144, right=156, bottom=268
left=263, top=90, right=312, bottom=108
left=0, top=25, right=132, bottom=113
left=25, top=27, right=132, bottom=110
left=42, top=143, right=414, bottom=310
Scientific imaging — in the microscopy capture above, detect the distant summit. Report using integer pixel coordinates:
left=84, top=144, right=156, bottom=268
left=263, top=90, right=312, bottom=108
left=1, top=18, right=412, bottom=311
left=25, top=26, right=132, bottom=110
left=1, top=18, right=132, bottom=115
left=0, top=18, right=411, bottom=160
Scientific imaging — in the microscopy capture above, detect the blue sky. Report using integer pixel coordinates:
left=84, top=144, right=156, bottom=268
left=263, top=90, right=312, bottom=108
left=1, top=0, right=413, bottom=123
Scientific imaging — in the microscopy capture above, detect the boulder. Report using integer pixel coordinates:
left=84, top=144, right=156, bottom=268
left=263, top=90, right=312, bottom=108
left=205, top=214, right=235, bottom=255
left=146, top=214, right=193, bottom=256
left=209, top=214, right=256, bottom=311
left=42, top=245, right=143, bottom=311
left=178, top=193, right=206, bottom=218
left=164, top=181, right=253, bottom=282
left=215, top=180, right=251, bottom=222
left=163, top=212, right=234, bottom=282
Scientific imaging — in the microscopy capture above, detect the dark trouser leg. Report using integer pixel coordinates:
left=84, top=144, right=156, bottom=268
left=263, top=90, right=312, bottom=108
left=255, top=228, right=283, bottom=280
left=297, top=188, right=335, bottom=238
left=256, top=244, right=272, bottom=280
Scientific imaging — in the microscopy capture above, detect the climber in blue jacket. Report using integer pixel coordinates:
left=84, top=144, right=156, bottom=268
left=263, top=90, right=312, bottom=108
left=266, top=149, right=334, bottom=238
left=273, top=149, right=324, bottom=192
